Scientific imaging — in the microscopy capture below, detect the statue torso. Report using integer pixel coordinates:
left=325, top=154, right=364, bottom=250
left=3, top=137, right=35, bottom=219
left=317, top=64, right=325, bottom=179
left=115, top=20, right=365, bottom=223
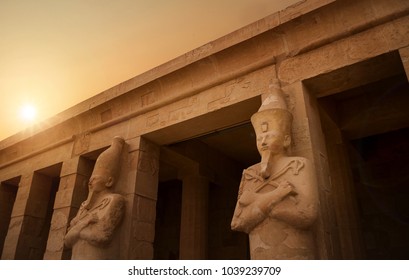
left=232, top=157, right=316, bottom=260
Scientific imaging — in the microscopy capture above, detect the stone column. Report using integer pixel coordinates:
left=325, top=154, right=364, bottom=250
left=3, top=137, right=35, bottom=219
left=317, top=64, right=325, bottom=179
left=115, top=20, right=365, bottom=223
left=179, top=171, right=209, bottom=260
left=323, top=127, right=364, bottom=259
left=121, top=137, right=160, bottom=259
left=43, top=156, right=93, bottom=260
left=399, top=46, right=409, bottom=81
left=2, top=172, right=53, bottom=259
left=0, top=181, right=18, bottom=256
left=284, top=82, right=342, bottom=259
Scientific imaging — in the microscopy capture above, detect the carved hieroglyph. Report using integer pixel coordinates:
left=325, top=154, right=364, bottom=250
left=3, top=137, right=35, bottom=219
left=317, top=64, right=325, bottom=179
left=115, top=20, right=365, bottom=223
left=231, top=80, right=318, bottom=260
left=64, top=136, right=125, bottom=259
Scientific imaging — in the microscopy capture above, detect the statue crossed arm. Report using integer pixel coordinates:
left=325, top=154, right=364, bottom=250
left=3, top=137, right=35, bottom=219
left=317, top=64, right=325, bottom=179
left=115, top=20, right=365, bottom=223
left=65, top=194, right=124, bottom=248
left=268, top=160, right=318, bottom=229
left=231, top=158, right=318, bottom=234
left=231, top=177, right=294, bottom=233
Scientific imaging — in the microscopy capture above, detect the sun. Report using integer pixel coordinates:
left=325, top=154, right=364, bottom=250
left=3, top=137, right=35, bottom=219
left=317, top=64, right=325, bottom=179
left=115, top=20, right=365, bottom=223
left=20, top=104, right=37, bottom=122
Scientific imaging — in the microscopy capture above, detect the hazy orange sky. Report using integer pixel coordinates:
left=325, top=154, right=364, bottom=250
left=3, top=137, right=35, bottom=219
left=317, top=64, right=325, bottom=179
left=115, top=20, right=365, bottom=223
left=0, top=0, right=299, bottom=141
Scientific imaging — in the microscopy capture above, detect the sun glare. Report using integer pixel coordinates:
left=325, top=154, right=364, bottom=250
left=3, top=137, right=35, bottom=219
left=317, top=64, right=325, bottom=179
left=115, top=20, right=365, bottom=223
left=20, top=104, right=37, bottom=122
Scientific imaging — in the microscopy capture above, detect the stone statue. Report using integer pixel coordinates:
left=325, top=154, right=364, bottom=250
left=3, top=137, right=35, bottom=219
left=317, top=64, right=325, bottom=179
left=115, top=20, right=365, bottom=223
left=64, top=136, right=126, bottom=259
left=231, top=80, right=318, bottom=259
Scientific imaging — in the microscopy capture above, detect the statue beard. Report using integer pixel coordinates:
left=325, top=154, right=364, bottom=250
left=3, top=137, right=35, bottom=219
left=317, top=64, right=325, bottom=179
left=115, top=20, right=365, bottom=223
left=260, top=150, right=273, bottom=179
left=82, top=191, right=97, bottom=210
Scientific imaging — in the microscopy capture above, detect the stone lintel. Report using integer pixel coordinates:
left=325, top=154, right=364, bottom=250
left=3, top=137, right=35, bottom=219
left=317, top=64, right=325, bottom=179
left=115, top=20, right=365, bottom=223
left=279, top=14, right=409, bottom=84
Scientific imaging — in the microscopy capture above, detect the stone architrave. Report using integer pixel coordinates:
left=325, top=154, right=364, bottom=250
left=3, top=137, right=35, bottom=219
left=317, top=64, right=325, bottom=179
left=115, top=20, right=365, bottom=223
left=64, top=136, right=126, bottom=259
left=231, top=80, right=318, bottom=260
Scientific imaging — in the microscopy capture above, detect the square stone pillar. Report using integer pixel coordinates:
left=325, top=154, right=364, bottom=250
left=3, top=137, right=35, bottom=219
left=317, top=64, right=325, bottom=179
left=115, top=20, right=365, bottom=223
left=179, top=173, right=209, bottom=260
left=399, top=46, right=409, bottom=81
left=43, top=157, right=93, bottom=260
left=1, top=172, right=53, bottom=259
left=284, top=81, right=342, bottom=259
left=121, top=137, right=160, bottom=259
left=0, top=181, right=18, bottom=256
left=323, top=127, right=364, bottom=259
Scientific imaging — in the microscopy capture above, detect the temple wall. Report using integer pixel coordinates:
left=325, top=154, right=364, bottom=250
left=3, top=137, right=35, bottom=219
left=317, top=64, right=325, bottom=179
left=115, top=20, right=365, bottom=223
left=1, top=0, right=409, bottom=259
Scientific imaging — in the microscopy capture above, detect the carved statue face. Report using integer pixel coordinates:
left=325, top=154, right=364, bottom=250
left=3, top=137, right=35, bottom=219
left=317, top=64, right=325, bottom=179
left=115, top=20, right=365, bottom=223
left=88, top=174, right=113, bottom=193
left=256, top=130, right=290, bottom=156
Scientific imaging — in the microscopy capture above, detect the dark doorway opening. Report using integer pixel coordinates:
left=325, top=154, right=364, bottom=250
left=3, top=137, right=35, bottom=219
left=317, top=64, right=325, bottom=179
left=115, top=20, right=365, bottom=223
left=154, top=123, right=257, bottom=259
left=154, top=179, right=182, bottom=260
left=317, top=56, right=409, bottom=259
left=31, top=163, right=62, bottom=259
left=349, top=128, right=409, bottom=259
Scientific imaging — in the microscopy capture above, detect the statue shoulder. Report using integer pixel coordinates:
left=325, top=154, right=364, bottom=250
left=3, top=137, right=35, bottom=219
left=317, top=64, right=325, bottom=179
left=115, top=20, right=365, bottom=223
left=243, top=163, right=262, bottom=180
left=246, top=163, right=261, bottom=172
left=101, top=193, right=125, bottom=212
left=101, top=193, right=125, bottom=222
left=109, top=193, right=125, bottom=205
left=109, top=193, right=125, bottom=200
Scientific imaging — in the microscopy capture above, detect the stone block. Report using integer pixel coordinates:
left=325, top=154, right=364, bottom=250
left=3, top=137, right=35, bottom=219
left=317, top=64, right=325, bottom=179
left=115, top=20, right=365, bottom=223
left=135, top=154, right=159, bottom=197
left=25, top=174, right=53, bottom=218
left=11, top=186, right=31, bottom=217
left=371, top=0, right=409, bottom=21
left=53, top=189, right=72, bottom=210
left=56, top=175, right=76, bottom=191
left=45, top=228, right=66, bottom=253
left=57, top=158, right=78, bottom=178
left=135, top=196, right=157, bottom=223
left=54, top=175, right=88, bottom=209
left=124, top=139, right=159, bottom=199
left=279, top=0, right=335, bottom=24
left=1, top=216, right=24, bottom=259
left=126, top=137, right=141, bottom=153
left=88, top=122, right=129, bottom=152
left=399, top=46, right=409, bottom=80
left=43, top=250, right=62, bottom=260
left=49, top=208, right=70, bottom=231
left=279, top=15, right=409, bottom=84
left=130, top=241, right=154, bottom=260
left=72, top=132, right=91, bottom=156
left=132, top=221, right=155, bottom=243
left=20, top=216, right=44, bottom=236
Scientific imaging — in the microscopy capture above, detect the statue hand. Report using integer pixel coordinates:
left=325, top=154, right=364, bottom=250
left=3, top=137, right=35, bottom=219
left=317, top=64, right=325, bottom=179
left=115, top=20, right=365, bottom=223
left=238, top=190, right=256, bottom=206
left=75, top=213, right=98, bottom=229
left=276, top=181, right=297, bottom=198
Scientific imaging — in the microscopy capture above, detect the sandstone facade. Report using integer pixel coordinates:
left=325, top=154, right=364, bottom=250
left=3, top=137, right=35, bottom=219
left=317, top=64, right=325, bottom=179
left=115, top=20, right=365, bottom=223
left=1, top=0, right=409, bottom=259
